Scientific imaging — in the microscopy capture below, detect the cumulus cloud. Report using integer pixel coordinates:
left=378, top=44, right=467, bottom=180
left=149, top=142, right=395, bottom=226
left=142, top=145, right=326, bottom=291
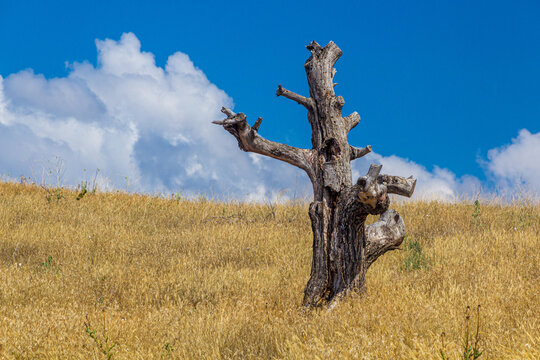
left=349, top=129, right=540, bottom=201
left=0, top=32, right=537, bottom=201
left=484, top=129, right=540, bottom=195
left=351, top=153, right=482, bottom=202
left=0, top=33, right=304, bottom=199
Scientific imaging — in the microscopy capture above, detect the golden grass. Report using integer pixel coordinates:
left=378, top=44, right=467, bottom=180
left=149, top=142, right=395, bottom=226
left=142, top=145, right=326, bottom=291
left=0, top=181, right=538, bottom=359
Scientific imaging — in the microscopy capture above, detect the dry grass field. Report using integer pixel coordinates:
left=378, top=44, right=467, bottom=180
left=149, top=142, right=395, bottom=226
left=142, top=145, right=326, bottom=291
left=0, top=181, right=538, bottom=359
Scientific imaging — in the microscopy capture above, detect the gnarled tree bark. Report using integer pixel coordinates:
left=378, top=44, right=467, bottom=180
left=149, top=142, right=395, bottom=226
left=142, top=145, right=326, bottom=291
left=213, top=41, right=416, bottom=307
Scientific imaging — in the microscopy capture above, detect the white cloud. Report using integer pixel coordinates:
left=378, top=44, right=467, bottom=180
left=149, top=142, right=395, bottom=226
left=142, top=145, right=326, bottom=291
left=0, top=33, right=305, bottom=199
left=350, top=129, right=540, bottom=202
left=351, top=153, right=482, bottom=201
left=484, top=129, right=540, bottom=195
left=0, top=32, right=537, bottom=201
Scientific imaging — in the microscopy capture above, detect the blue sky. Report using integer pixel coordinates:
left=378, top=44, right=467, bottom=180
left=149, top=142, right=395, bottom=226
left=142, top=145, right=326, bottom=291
left=1, top=1, right=539, bottom=200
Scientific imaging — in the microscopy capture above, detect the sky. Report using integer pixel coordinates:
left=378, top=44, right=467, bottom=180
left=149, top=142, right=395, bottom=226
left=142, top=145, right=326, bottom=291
left=0, top=0, right=539, bottom=201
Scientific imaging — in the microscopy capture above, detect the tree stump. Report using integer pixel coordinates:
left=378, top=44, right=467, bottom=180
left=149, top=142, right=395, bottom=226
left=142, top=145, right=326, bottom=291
left=213, top=41, right=416, bottom=307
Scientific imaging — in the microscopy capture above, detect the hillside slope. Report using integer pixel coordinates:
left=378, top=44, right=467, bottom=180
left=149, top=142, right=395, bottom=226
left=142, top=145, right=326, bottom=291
left=0, top=182, right=538, bottom=359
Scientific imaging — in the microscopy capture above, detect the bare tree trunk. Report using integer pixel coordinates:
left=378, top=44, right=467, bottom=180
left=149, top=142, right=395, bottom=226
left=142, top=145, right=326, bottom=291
left=213, top=41, right=416, bottom=307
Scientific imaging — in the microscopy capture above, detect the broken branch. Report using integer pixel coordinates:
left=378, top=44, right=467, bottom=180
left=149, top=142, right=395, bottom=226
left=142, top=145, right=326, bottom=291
left=252, top=117, right=263, bottom=132
left=378, top=175, right=417, bottom=198
left=350, top=145, right=372, bottom=160
left=365, top=209, right=405, bottom=269
left=276, top=85, right=314, bottom=111
left=221, top=106, right=235, bottom=117
left=344, top=112, right=361, bottom=131
left=213, top=107, right=314, bottom=174
left=364, top=164, right=382, bottom=190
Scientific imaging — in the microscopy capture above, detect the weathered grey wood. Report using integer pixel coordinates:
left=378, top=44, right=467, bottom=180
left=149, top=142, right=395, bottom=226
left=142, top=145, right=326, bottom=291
left=276, top=85, right=314, bottom=111
left=213, top=41, right=416, bottom=307
left=214, top=108, right=314, bottom=176
left=350, top=145, right=372, bottom=160
left=379, top=174, right=417, bottom=197
left=252, top=117, right=263, bottom=132
left=365, top=209, right=405, bottom=269
left=344, top=112, right=361, bottom=131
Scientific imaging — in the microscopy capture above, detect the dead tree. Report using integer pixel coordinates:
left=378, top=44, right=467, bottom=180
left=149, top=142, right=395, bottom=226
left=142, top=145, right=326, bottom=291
left=213, top=41, right=416, bottom=307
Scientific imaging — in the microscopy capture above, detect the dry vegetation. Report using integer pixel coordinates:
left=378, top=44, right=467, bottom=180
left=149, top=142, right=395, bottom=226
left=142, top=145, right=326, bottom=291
left=0, top=181, right=538, bottom=359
